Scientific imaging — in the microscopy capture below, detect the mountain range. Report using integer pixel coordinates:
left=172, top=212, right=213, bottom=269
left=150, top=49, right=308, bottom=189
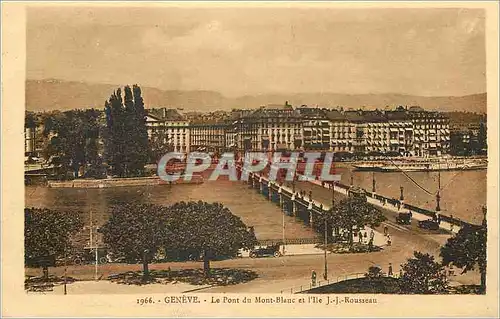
left=26, top=79, right=487, bottom=114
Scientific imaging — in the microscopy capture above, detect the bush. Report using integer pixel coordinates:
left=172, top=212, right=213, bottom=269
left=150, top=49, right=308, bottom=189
left=365, top=266, right=384, bottom=278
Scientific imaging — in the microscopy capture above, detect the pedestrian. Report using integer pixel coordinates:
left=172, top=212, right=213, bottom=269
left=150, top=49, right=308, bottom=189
left=370, top=229, right=375, bottom=240
left=368, top=238, right=374, bottom=252
left=358, top=231, right=363, bottom=243
left=399, top=267, right=403, bottom=278
left=383, top=225, right=388, bottom=237
left=311, top=270, right=317, bottom=287
left=363, top=231, right=368, bottom=243
left=388, top=263, right=393, bottom=277
left=387, top=234, right=392, bottom=246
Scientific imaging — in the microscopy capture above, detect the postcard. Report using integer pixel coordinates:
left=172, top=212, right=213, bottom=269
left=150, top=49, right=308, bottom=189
left=1, top=1, right=499, bottom=317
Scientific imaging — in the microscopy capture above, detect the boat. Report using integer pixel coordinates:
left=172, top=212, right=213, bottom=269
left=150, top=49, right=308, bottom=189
left=352, top=162, right=386, bottom=171
left=353, top=159, right=487, bottom=172
left=379, top=161, right=487, bottom=172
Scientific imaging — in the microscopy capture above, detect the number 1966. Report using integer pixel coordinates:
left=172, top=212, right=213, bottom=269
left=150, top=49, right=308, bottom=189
left=137, top=297, right=154, bottom=305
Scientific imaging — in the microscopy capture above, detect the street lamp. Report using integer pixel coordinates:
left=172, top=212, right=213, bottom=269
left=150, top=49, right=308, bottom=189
left=436, top=170, right=441, bottom=212
left=324, top=182, right=336, bottom=281
left=64, top=244, right=67, bottom=295
left=372, top=170, right=376, bottom=193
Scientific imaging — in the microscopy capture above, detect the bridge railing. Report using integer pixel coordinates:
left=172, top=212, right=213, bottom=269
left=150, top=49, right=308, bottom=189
left=281, top=272, right=366, bottom=294
left=257, top=238, right=320, bottom=246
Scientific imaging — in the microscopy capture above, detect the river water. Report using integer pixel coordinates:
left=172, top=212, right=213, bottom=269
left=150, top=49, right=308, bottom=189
left=338, top=165, right=486, bottom=224
left=25, top=167, right=487, bottom=233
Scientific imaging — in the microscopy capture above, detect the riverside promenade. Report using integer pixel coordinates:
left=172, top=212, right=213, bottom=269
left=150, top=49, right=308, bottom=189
left=306, top=179, right=461, bottom=234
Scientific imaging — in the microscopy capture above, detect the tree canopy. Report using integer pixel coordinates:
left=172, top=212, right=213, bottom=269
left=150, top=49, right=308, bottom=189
left=316, top=190, right=386, bottom=246
left=25, top=207, right=83, bottom=265
left=104, top=85, right=149, bottom=177
left=40, top=109, right=102, bottom=178
left=165, top=201, right=258, bottom=275
left=99, top=203, right=171, bottom=280
left=399, top=251, right=448, bottom=294
left=440, top=224, right=487, bottom=292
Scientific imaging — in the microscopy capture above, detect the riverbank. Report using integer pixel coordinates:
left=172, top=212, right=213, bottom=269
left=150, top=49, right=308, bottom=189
left=47, top=175, right=204, bottom=188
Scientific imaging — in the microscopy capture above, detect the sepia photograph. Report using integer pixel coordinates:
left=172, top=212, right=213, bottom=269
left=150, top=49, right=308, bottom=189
left=2, top=1, right=499, bottom=317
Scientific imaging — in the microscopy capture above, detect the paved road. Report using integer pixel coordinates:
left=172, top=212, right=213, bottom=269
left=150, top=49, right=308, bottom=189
left=25, top=178, right=479, bottom=293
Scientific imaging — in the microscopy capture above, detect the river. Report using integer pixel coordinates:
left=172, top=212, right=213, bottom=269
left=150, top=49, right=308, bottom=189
left=25, top=167, right=487, bottom=232
left=338, top=165, right=486, bottom=224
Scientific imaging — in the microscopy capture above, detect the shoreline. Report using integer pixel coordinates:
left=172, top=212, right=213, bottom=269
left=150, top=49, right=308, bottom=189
left=47, top=175, right=204, bottom=189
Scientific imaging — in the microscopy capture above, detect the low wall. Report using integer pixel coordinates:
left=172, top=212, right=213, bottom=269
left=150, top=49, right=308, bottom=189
left=48, top=175, right=204, bottom=188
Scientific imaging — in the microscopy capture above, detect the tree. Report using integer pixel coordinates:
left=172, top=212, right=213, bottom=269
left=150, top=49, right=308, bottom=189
left=104, top=85, right=149, bottom=177
left=440, top=224, right=487, bottom=293
left=40, top=109, right=102, bottom=178
left=149, top=129, right=173, bottom=164
left=165, top=201, right=258, bottom=276
left=25, top=207, right=83, bottom=278
left=399, top=251, right=448, bottom=294
left=99, top=203, right=171, bottom=281
left=320, top=189, right=386, bottom=248
left=477, top=121, right=487, bottom=153
left=132, top=84, right=150, bottom=175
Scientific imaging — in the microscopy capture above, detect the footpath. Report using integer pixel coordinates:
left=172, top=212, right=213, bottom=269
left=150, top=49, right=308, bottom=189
left=305, top=179, right=460, bottom=234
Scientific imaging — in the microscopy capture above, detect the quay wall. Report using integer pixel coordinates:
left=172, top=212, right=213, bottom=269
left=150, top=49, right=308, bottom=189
left=47, top=175, right=204, bottom=188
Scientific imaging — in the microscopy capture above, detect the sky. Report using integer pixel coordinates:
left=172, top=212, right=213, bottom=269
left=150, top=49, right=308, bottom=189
left=27, top=6, right=486, bottom=97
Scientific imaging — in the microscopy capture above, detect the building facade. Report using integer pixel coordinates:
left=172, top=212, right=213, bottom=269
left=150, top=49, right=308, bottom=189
left=406, top=106, right=450, bottom=157
left=146, top=108, right=190, bottom=153
left=189, top=124, right=227, bottom=153
left=146, top=104, right=451, bottom=157
left=235, top=102, right=303, bottom=152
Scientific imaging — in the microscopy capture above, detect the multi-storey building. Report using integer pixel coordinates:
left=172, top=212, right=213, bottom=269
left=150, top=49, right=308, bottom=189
left=25, top=127, right=36, bottom=156
left=327, top=108, right=416, bottom=155
left=235, top=102, right=303, bottom=152
left=189, top=123, right=227, bottom=153
left=146, top=108, right=190, bottom=153
left=386, top=109, right=414, bottom=156
left=406, top=106, right=450, bottom=157
left=146, top=104, right=450, bottom=157
left=326, top=110, right=357, bottom=153
left=297, top=107, right=331, bottom=150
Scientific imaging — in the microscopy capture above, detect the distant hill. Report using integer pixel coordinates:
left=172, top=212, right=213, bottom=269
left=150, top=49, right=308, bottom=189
left=26, top=79, right=487, bottom=113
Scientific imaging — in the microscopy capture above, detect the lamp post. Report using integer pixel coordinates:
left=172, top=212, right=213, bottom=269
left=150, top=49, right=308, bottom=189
left=323, top=215, right=328, bottom=280
left=372, top=171, right=376, bottom=193
left=324, top=181, right=336, bottom=281
left=482, top=206, right=487, bottom=227
left=436, top=170, right=441, bottom=212
left=64, top=244, right=67, bottom=295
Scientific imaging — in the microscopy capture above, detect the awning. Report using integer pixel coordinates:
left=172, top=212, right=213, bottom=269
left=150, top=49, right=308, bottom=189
left=390, top=128, right=399, bottom=132
left=390, top=139, right=399, bottom=144
left=429, top=143, right=437, bottom=148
